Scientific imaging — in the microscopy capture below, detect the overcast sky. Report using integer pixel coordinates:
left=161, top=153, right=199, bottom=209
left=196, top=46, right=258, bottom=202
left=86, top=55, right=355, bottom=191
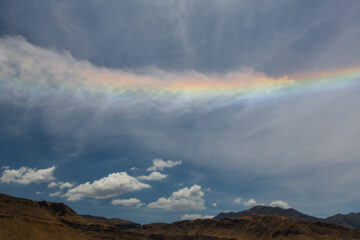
left=1, top=0, right=360, bottom=223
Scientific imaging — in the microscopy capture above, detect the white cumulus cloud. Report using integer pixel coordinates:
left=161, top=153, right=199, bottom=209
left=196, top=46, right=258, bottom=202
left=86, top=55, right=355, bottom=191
left=111, top=198, right=144, bottom=208
left=0, top=166, right=55, bottom=185
left=59, top=181, right=75, bottom=189
left=270, top=200, right=290, bottom=209
left=48, top=181, right=58, bottom=188
left=64, top=172, right=150, bottom=201
left=243, top=198, right=257, bottom=207
left=147, top=159, right=182, bottom=172
left=138, top=171, right=168, bottom=181
left=148, top=185, right=205, bottom=211
left=181, top=214, right=214, bottom=220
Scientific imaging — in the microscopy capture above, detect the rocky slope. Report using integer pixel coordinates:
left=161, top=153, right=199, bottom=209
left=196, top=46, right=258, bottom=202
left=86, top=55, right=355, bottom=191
left=0, top=193, right=145, bottom=240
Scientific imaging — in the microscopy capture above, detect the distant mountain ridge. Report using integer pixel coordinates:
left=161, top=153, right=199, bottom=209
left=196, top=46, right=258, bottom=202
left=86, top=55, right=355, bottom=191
left=215, top=205, right=360, bottom=230
left=1, top=193, right=360, bottom=240
left=137, top=215, right=360, bottom=240
left=215, top=206, right=321, bottom=222
left=326, top=213, right=360, bottom=229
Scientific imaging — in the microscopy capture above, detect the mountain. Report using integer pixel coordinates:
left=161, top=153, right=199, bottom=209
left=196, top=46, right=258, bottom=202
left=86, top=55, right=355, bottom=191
left=215, top=205, right=360, bottom=230
left=325, top=213, right=360, bottom=229
left=215, top=205, right=321, bottom=222
left=1, top=193, right=360, bottom=240
left=136, top=215, right=360, bottom=240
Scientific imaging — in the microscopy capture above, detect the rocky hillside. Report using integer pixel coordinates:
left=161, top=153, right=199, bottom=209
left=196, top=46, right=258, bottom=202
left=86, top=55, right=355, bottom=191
left=0, top=193, right=145, bottom=240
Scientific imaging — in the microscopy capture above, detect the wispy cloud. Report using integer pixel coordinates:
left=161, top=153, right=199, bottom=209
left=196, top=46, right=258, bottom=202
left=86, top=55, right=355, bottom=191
left=1, top=36, right=360, bottom=212
left=233, top=197, right=242, bottom=205
left=147, top=159, right=182, bottom=172
left=49, top=191, right=62, bottom=197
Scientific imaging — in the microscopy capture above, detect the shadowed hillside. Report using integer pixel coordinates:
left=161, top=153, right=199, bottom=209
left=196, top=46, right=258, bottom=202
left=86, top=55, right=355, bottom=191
left=1, top=193, right=360, bottom=240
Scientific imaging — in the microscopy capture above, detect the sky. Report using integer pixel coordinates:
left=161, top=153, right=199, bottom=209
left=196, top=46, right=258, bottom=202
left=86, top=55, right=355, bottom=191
left=1, top=0, right=360, bottom=224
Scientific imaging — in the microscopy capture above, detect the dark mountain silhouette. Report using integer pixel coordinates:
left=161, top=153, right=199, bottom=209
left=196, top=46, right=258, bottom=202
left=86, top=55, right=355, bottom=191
left=1, top=193, right=360, bottom=240
left=325, top=213, right=360, bottom=229
left=215, top=205, right=321, bottom=222
left=215, top=205, right=360, bottom=230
